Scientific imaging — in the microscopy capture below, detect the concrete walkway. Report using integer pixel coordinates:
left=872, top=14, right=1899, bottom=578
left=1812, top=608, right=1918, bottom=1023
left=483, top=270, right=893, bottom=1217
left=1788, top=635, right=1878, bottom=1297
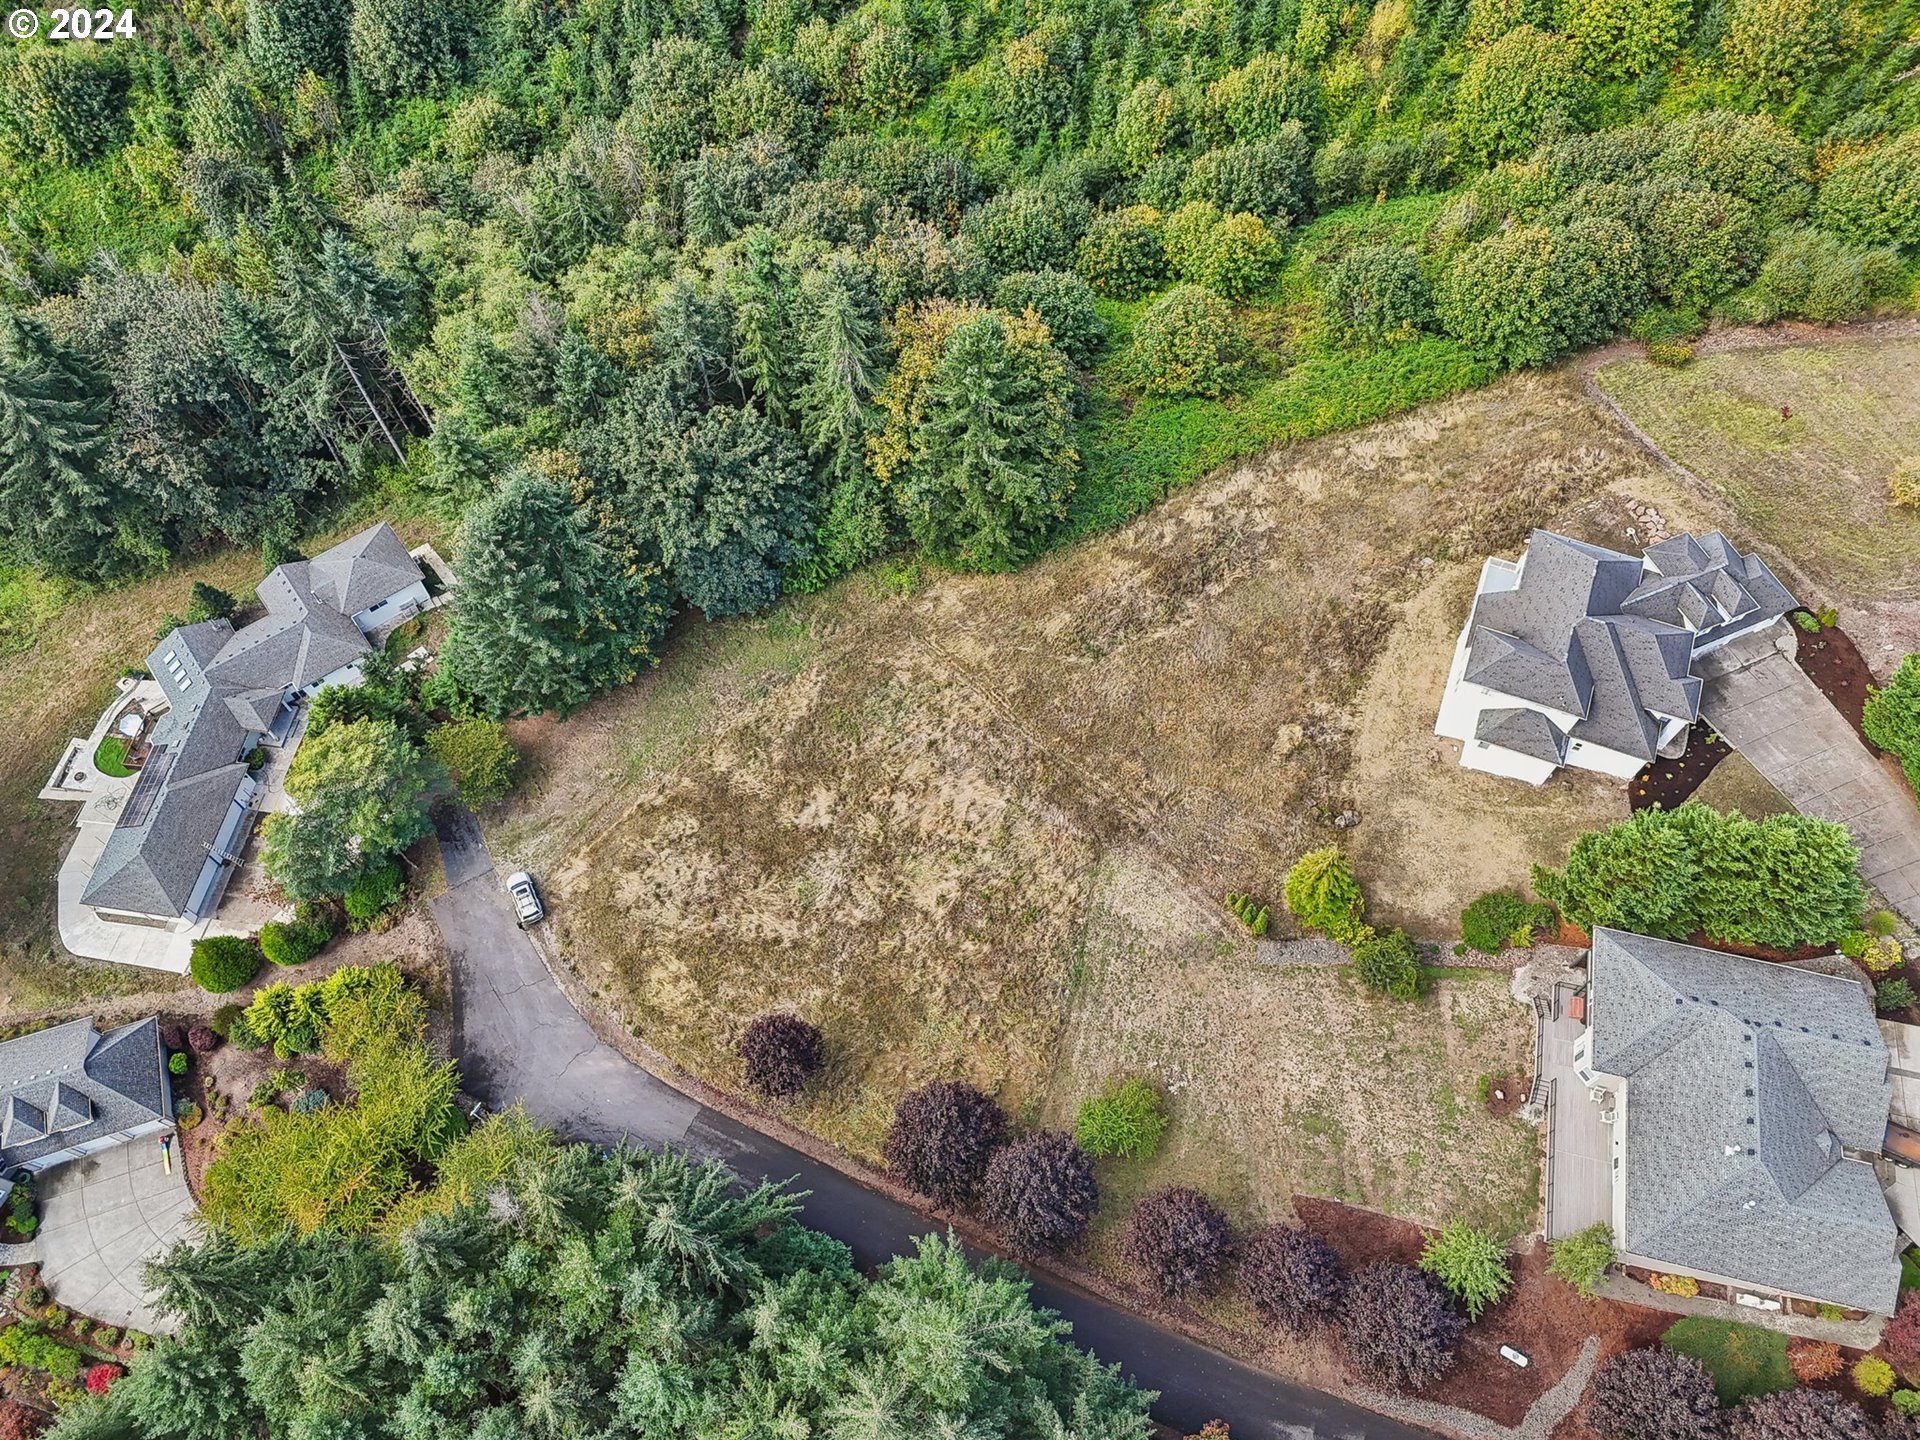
left=35, top=1140, right=193, bottom=1332
left=1700, top=630, right=1920, bottom=926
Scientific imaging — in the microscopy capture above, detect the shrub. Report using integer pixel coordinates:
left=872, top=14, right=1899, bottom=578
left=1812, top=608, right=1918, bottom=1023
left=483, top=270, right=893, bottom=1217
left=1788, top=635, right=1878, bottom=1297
left=1123, top=1187, right=1233, bottom=1298
left=93, top=1327, right=119, bottom=1348
left=1127, top=284, right=1242, bottom=399
left=1284, top=847, right=1367, bottom=943
left=1165, top=207, right=1284, bottom=300
left=190, top=935, right=261, bottom=994
left=1546, top=1223, right=1615, bottom=1299
left=1352, top=928, right=1422, bottom=1000
left=168, top=1051, right=188, bottom=1076
left=1209, top=53, right=1324, bottom=145
left=83, top=1362, right=120, bottom=1395
left=1115, top=78, right=1184, bottom=175
left=1587, top=1347, right=1720, bottom=1440
left=0, top=1325, right=80, bottom=1380
left=291, top=1088, right=330, bottom=1115
left=425, top=716, right=519, bottom=808
left=1853, top=1356, right=1896, bottom=1397
left=1728, top=1388, right=1873, bottom=1440
left=1786, top=1339, right=1843, bottom=1383
left=1452, top=27, right=1590, bottom=166
left=1642, top=186, right=1760, bottom=311
left=1746, top=227, right=1897, bottom=324
left=1340, top=1263, right=1465, bottom=1391
left=1894, top=1392, right=1920, bottom=1419
left=736, top=1014, right=825, bottom=1099
left=1866, top=655, right=1920, bottom=795
left=1418, top=1222, right=1511, bottom=1321
left=1182, top=131, right=1314, bottom=226
left=961, top=187, right=1082, bottom=276
left=1893, top=459, right=1920, bottom=510
left=1649, top=342, right=1694, bottom=367
left=175, top=1102, right=203, bottom=1131
left=343, top=860, right=406, bottom=928
left=1879, top=979, right=1916, bottom=1012
left=882, top=1080, right=1009, bottom=1207
left=1461, top=891, right=1555, bottom=953
left=186, top=1023, right=218, bottom=1055
left=1435, top=218, right=1644, bottom=368
left=1531, top=803, right=1864, bottom=951
left=979, top=1130, right=1099, bottom=1253
left=1816, top=131, right=1920, bottom=249
left=1321, top=246, right=1432, bottom=346
left=1889, top=1292, right=1920, bottom=1368
left=1238, top=1225, right=1345, bottom=1332
left=1074, top=206, right=1167, bottom=298
left=0, top=1400, right=44, bottom=1440
left=259, top=918, right=324, bottom=967
left=992, top=270, right=1105, bottom=368
left=1720, top=0, right=1838, bottom=101
left=1650, top=1273, right=1699, bottom=1297
left=1074, top=1077, right=1168, bottom=1160
left=1563, top=0, right=1690, bottom=79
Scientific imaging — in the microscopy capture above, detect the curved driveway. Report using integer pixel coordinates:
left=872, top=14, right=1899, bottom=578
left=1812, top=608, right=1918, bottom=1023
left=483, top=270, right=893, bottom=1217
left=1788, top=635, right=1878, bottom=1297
left=432, top=804, right=1437, bottom=1440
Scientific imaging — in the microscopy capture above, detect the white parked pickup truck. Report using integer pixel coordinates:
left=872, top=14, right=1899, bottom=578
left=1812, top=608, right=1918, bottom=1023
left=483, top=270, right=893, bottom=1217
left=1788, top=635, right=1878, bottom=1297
left=505, top=871, right=545, bottom=928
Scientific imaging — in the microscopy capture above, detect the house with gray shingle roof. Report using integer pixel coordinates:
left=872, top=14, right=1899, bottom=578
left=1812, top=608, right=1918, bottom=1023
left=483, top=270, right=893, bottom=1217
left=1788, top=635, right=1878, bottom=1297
left=1567, top=929, right=1901, bottom=1315
left=1434, top=531, right=1794, bottom=784
left=75, top=523, right=426, bottom=930
left=0, top=1017, right=173, bottom=1184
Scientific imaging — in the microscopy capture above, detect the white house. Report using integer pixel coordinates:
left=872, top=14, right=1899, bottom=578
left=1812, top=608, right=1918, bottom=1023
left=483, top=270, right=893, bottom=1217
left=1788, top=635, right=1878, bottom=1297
left=1434, top=530, right=1795, bottom=785
left=74, top=523, right=427, bottom=930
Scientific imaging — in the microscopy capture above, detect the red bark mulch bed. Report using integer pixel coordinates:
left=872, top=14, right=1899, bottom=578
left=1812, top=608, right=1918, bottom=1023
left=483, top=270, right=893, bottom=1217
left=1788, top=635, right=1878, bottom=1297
left=1294, top=1197, right=1670, bottom=1428
left=1484, top=1075, right=1528, bottom=1119
left=1628, top=722, right=1733, bottom=812
left=1681, top=932, right=1830, bottom=965
left=1795, top=619, right=1886, bottom=754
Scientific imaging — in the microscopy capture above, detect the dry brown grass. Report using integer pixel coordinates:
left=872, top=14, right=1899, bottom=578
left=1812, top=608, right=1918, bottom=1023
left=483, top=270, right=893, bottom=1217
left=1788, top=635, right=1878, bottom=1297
left=505, top=366, right=1663, bottom=1202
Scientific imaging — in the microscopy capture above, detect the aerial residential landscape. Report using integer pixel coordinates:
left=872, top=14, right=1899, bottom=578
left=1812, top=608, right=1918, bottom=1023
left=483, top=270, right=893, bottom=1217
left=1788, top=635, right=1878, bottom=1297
left=0, top=0, right=1918, bottom=1434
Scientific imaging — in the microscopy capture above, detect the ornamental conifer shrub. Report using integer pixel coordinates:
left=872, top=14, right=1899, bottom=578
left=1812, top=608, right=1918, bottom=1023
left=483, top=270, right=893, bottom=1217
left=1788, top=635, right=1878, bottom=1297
left=1417, top=1221, right=1512, bottom=1320
left=883, top=1080, right=1009, bottom=1207
left=190, top=935, right=261, bottom=995
left=1284, top=846, right=1367, bottom=943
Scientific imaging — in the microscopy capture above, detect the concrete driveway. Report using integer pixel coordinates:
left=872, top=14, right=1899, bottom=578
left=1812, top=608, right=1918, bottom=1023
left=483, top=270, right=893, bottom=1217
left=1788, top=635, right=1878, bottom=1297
left=430, top=803, right=1440, bottom=1440
left=1700, top=630, right=1920, bottom=925
left=36, top=1139, right=194, bottom=1332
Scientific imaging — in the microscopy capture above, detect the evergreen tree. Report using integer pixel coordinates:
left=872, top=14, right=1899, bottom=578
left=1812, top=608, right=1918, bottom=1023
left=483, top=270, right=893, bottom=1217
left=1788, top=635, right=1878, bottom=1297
left=245, top=0, right=349, bottom=87
left=730, top=228, right=798, bottom=424
left=790, top=256, right=888, bottom=588
left=440, top=472, right=672, bottom=718
left=0, top=312, right=139, bottom=580
left=882, top=308, right=1078, bottom=573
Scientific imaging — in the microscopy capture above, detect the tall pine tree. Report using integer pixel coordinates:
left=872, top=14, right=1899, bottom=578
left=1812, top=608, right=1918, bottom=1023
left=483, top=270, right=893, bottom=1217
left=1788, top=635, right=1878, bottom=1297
left=789, top=257, right=888, bottom=590
left=0, top=312, right=143, bottom=579
left=440, top=473, right=671, bottom=718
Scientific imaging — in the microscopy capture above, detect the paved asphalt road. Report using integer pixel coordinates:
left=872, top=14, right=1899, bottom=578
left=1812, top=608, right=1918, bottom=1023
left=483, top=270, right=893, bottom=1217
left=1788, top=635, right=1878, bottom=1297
left=431, top=805, right=1437, bottom=1440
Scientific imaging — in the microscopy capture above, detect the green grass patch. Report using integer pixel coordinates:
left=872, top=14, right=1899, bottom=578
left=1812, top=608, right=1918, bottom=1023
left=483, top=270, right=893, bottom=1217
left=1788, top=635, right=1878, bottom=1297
left=1662, top=1317, right=1794, bottom=1404
left=1063, top=194, right=1494, bottom=541
left=1900, top=1245, right=1920, bottom=1293
left=92, top=736, right=133, bottom=779
left=0, top=563, right=81, bottom=656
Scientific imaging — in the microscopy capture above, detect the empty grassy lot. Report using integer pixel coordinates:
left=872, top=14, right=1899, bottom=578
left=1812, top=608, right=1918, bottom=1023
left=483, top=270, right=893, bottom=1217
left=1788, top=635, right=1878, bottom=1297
left=501, top=365, right=1666, bottom=1225
left=1597, top=338, right=1920, bottom=669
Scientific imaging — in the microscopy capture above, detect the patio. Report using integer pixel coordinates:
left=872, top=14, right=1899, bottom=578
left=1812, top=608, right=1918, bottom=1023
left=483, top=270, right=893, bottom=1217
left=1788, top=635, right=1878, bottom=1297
left=1542, top=982, right=1612, bottom=1242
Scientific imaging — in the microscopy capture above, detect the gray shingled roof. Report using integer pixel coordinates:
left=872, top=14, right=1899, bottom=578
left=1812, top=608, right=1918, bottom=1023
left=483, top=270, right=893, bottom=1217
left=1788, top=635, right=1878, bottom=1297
left=1465, top=531, right=1794, bottom=767
left=84, top=524, right=419, bottom=920
left=307, top=523, right=421, bottom=616
left=1590, top=929, right=1899, bottom=1313
left=1475, top=707, right=1568, bottom=764
left=0, top=1018, right=171, bottom=1169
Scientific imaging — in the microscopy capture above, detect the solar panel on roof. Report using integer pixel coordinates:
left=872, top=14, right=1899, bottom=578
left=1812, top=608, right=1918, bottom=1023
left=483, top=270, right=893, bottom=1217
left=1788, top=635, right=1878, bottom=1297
left=117, top=744, right=172, bottom=829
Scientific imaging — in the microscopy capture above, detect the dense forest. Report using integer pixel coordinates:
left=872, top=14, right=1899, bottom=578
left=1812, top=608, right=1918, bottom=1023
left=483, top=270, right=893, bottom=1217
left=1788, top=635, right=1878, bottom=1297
left=0, top=0, right=1916, bottom=712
